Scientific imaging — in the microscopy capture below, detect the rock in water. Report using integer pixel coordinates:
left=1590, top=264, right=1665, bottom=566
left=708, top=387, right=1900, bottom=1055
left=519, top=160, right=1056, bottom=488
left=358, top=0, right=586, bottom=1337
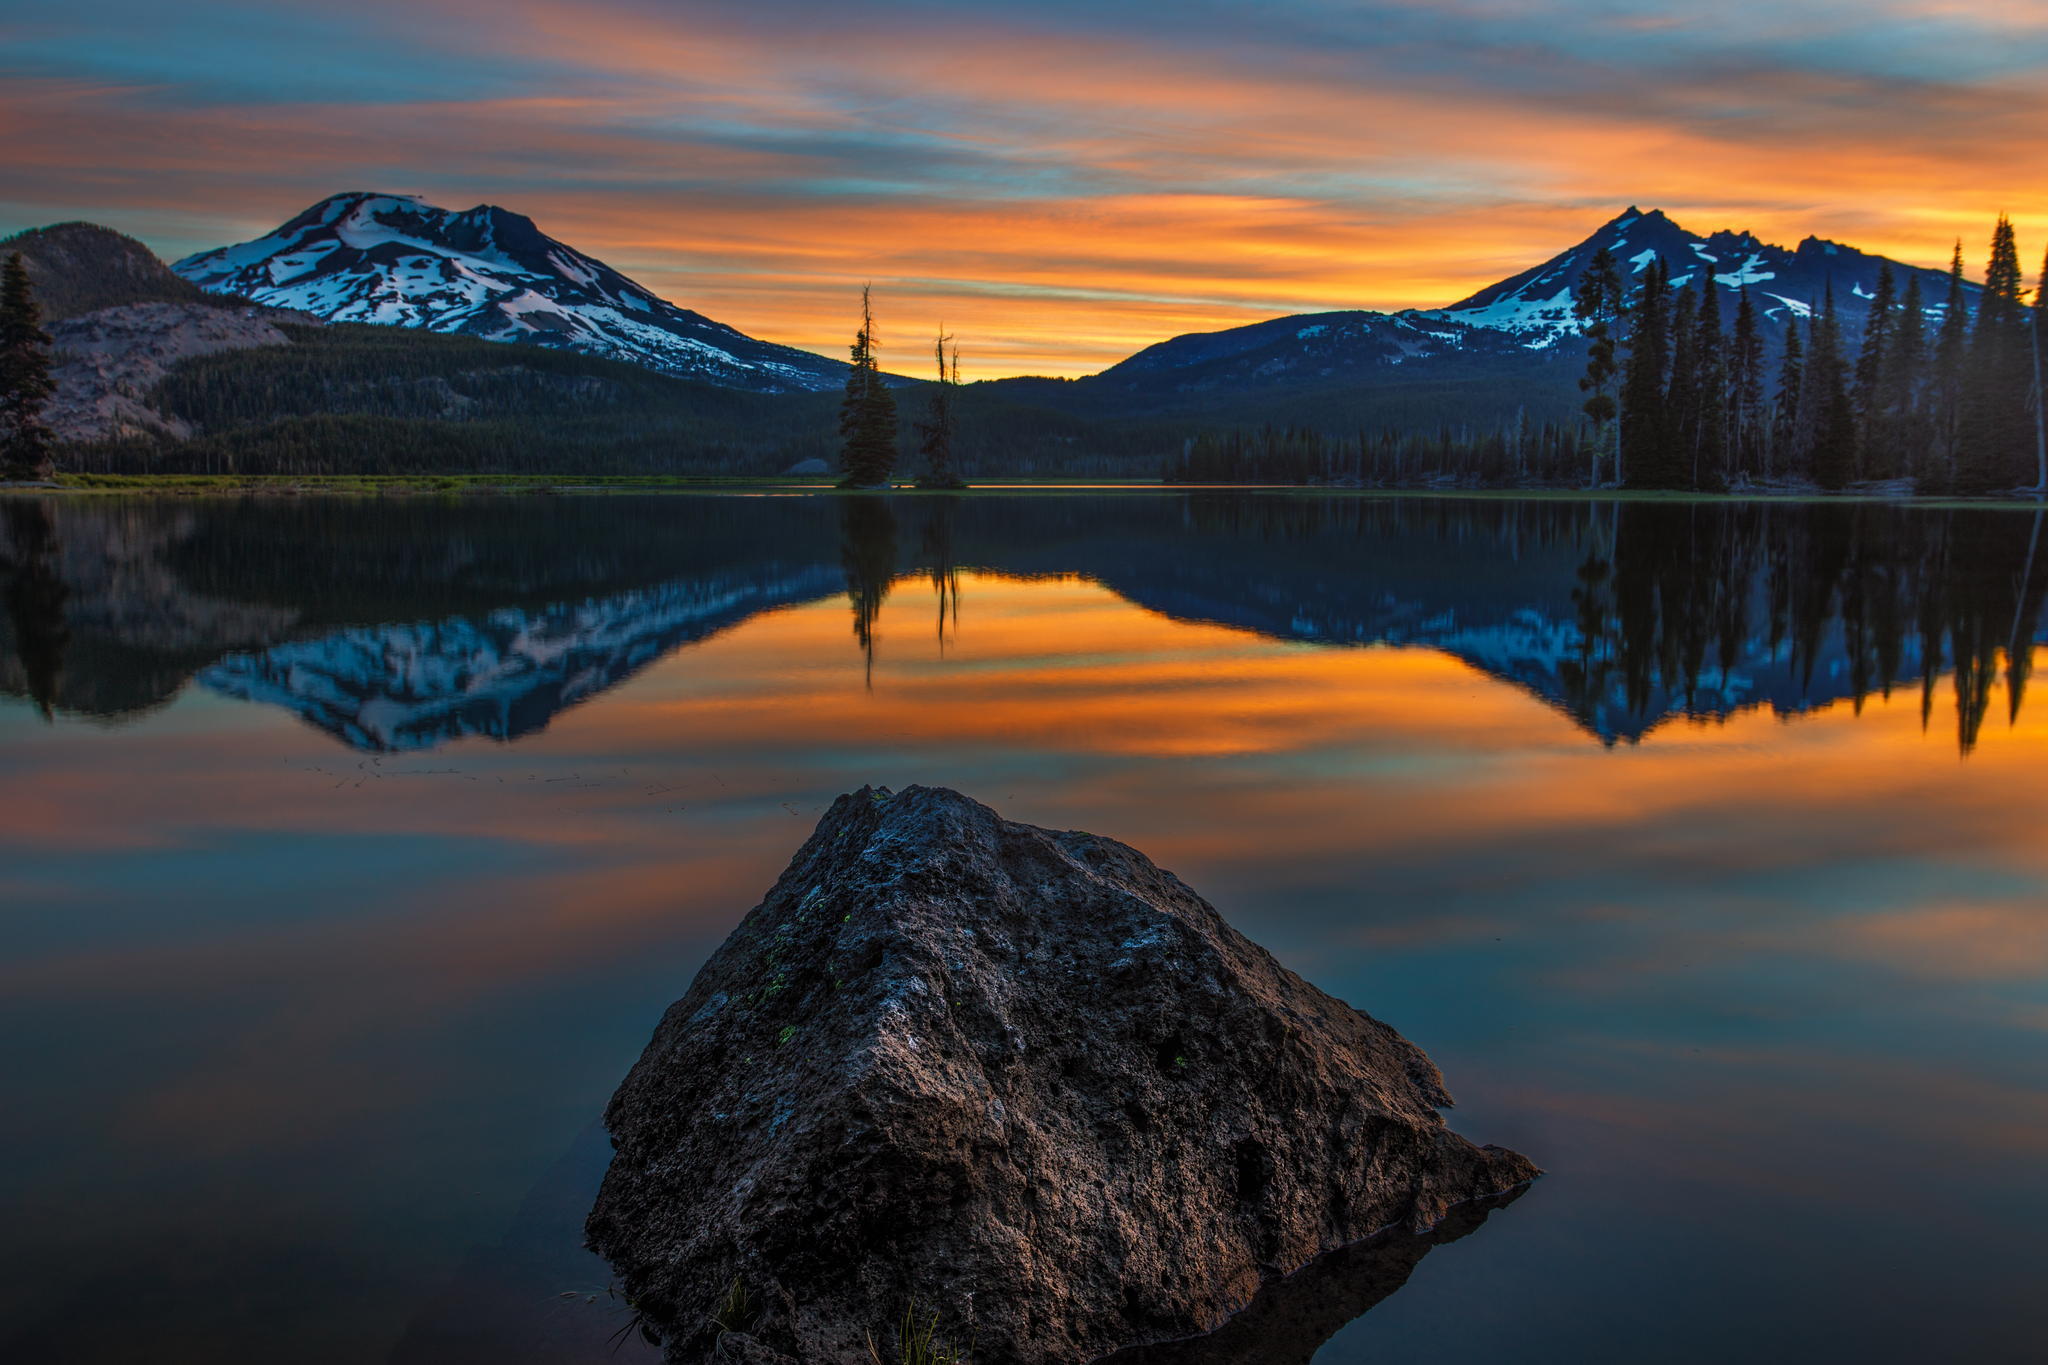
left=587, top=787, right=1537, bottom=1363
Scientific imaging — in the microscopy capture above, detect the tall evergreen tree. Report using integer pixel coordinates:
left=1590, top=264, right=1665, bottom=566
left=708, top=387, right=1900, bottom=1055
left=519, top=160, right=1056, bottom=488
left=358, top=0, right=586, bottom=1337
left=1810, top=284, right=1858, bottom=490
left=1692, top=279, right=1728, bottom=489
left=1664, top=281, right=1702, bottom=489
left=914, top=329, right=967, bottom=490
left=1573, top=245, right=1626, bottom=487
left=837, top=285, right=898, bottom=488
left=1729, top=288, right=1765, bottom=481
left=0, top=252, right=57, bottom=483
left=1619, top=258, right=1673, bottom=488
left=1854, top=262, right=1895, bottom=479
left=1886, top=272, right=1928, bottom=484
left=2032, top=248, right=2048, bottom=491
left=1770, top=318, right=1804, bottom=481
left=1930, top=242, right=1971, bottom=491
left=1957, top=215, right=2031, bottom=492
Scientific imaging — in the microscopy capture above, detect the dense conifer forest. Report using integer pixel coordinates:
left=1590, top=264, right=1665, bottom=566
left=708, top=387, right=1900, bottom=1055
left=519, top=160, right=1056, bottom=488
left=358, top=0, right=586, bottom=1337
left=1168, top=218, right=2046, bottom=492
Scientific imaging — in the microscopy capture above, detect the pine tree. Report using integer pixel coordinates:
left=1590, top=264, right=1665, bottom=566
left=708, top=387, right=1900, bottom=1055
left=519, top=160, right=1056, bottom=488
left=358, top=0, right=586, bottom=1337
left=1573, top=245, right=1625, bottom=487
left=2031, top=248, right=2048, bottom=491
left=1810, top=284, right=1857, bottom=490
left=1729, top=288, right=1765, bottom=482
left=1619, top=258, right=1673, bottom=488
left=0, top=252, right=58, bottom=483
left=837, top=286, right=898, bottom=488
left=1770, top=319, right=1805, bottom=481
left=1664, top=281, right=1702, bottom=489
left=914, top=328, right=966, bottom=490
left=1930, top=241, right=1972, bottom=491
left=1957, top=215, right=2030, bottom=492
left=1854, top=262, right=1895, bottom=479
left=1886, top=272, right=1928, bottom=484
left=1693, top=278, right=1728, bottom=489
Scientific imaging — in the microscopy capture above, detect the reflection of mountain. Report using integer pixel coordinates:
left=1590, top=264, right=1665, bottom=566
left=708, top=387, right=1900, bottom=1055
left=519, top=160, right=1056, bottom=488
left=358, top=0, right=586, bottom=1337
left=3, top=495, right=2042, bottom=754
left=200, top=567, right=841, bottom=750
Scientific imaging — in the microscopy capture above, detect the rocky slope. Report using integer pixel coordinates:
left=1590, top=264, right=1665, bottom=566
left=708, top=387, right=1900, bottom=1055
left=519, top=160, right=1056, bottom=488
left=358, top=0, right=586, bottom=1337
left=173, top=193, right=847, bottom=393
left=47, top=302, right=308, bottom=444
left=587, top=786, right=1536, bottom=1363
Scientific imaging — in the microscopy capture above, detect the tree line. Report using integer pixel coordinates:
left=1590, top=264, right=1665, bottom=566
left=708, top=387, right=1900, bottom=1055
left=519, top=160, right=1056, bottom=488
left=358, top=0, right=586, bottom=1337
left=1585, top=216, right=2048, bottom=493
left=1161, top=419, right=1589, bottom=485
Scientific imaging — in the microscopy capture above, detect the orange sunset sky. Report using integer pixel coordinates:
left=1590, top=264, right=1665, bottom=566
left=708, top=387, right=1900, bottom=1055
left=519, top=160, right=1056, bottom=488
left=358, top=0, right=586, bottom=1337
left=5, top=0, right=2046, bottom=375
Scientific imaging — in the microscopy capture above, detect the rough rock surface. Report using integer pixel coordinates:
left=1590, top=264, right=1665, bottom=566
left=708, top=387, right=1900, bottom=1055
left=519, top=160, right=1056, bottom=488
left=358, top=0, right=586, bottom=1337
left=588, top=786, right=1536, bottom=1364
left=47, top=302, right=309, bottom=443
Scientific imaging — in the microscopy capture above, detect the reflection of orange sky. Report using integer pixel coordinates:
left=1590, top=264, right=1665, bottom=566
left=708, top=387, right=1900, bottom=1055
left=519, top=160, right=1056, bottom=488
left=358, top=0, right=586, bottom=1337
left=4, top=572, right=2047, bottom=1158
left=10, top=0, right=2048, bottom=374
left=6, top=572, right=2047, bottom=997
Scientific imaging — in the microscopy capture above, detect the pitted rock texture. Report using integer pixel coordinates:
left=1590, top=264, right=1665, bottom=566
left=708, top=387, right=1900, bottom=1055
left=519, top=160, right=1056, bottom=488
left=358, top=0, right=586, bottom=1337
left=587, top=786, right=1536, bottom=1363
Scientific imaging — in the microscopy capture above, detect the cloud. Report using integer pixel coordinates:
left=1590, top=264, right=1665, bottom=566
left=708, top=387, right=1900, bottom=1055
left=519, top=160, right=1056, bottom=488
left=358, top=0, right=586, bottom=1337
left=4, top=0, right=2047, bottom=373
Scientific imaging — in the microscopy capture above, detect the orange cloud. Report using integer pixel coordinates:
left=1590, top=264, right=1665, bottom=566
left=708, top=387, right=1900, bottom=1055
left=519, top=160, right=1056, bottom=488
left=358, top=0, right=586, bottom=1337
left=9, top=0, right=2048, bottom=373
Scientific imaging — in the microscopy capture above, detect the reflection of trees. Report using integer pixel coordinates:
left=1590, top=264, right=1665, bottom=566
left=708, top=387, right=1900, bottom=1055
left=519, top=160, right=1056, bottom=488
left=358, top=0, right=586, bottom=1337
left=839, top=495, right=898, bottom=687
left=1, top=501, right=70, bottom=719
left=1560, top=501, right=2048, bottom=755
left=916, top=496, right=962, bottom=654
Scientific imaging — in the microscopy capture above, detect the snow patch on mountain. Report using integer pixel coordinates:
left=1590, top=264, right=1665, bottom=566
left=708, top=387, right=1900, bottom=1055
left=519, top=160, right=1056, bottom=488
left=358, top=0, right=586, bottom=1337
left=173, top=192, right=846, bottom=393
left=1422, top=207, right=1969, bottom=351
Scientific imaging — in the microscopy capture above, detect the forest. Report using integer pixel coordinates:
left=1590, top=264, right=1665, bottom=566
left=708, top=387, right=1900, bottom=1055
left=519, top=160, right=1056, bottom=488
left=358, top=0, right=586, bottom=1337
left=1170, top=217, right=2046, bottom=492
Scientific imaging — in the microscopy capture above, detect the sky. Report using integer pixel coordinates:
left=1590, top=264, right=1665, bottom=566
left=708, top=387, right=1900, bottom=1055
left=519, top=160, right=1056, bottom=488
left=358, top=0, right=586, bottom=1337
left=4, top=0, right=2047, bottom=376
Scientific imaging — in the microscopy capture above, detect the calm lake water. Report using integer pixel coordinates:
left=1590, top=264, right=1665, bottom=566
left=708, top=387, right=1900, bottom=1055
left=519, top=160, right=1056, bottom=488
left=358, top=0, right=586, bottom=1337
left=3, top=491, right=2045, bottom=1363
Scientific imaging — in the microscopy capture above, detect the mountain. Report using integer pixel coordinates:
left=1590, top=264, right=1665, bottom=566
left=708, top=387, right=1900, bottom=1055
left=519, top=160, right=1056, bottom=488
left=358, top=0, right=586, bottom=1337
left=1432, top=206, right=1969, bottom=346
left=2, top=222, right=220, bottom=321
left=1044, top=207, right=1975, bottom=418
left=2, top=214, right=837, bottom=465
left=172, top=193, right=848, bottom=393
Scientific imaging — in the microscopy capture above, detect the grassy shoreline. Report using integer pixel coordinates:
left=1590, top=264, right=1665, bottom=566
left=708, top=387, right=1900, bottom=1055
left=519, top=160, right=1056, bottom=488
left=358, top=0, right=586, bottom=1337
left=11, top=472, right=2048, bottom=511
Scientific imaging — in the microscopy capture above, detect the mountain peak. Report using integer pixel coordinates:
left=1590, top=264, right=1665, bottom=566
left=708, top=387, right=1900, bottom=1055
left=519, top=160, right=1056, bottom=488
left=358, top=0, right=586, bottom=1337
left=1435, top=205, right=1968, bottom=342
left=172, top=191, right=846, bottom=392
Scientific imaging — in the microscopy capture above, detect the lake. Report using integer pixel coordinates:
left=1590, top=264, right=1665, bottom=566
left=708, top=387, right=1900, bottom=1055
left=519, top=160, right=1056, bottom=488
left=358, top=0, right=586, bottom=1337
left=2, top=491, right=2044, bottom=1363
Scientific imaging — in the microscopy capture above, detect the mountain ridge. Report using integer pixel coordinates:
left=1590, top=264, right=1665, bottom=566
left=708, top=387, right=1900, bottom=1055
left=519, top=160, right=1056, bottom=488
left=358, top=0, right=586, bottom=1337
left=1064, top=206, right=1978, bottom=413
left=171, top=192, right=850, bottom=393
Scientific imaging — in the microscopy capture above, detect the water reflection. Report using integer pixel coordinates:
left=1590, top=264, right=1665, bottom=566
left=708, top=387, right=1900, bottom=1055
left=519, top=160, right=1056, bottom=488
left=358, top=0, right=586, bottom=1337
left=1097, top=1189, right=1527, bottom=1365
left=840, top=494, right=897, bottom=686
left=2, top=492, right=2044, bottom=1364
left=2, top=494, right=2043, bottom=755
left=0, top=501, right=69, bottom=719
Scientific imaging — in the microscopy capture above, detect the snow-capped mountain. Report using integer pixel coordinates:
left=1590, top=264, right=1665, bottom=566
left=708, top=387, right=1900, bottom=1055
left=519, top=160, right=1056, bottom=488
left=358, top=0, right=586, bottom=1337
left=1065, top=207, right=1976, bottom=412
left=173, top=193, right=846, bottom=392
left=1431, top=206, right=1969, bottom=348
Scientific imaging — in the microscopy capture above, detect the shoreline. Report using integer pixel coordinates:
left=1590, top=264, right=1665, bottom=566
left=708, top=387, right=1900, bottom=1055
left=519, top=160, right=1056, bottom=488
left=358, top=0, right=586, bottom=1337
left=9, top=473, right=2048, bottom=510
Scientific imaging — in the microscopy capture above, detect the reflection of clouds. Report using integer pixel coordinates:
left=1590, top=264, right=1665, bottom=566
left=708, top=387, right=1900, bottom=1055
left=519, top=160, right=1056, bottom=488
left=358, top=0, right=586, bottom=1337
left=13, top=561, right=2048, bottom=1362
left=1835, top=901, right=2048, bottom=981
left=8, top=575, right=2047, bottom=1136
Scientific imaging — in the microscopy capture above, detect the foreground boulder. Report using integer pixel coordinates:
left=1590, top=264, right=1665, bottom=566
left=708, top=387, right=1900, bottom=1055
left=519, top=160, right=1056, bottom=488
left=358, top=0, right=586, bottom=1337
left=588, top=786, right=1536, bottom=1363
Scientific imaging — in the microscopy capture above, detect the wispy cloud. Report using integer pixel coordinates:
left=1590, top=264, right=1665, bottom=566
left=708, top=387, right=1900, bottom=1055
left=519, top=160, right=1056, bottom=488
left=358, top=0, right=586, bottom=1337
left=4, top=0, right=2046, bottom=373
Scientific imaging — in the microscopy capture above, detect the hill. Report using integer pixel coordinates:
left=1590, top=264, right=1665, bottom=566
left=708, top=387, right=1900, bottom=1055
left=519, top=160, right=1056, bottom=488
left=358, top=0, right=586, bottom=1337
left=2, top=222, right=221, bottom=321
